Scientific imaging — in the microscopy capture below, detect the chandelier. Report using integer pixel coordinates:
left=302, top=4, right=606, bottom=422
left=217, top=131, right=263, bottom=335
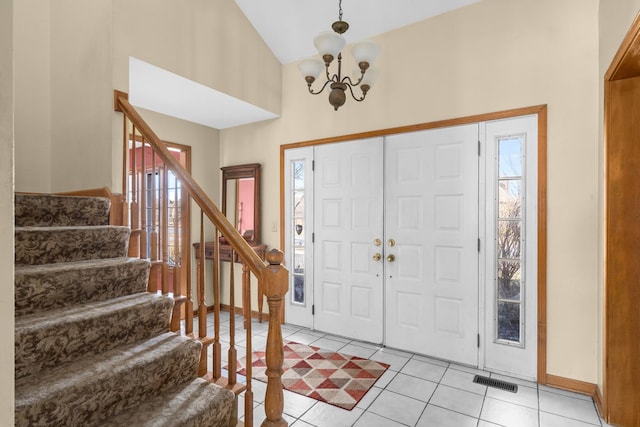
left=297, top=0, right=380, bottom=111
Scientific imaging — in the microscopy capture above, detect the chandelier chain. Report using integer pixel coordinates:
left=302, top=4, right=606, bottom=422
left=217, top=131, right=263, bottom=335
left=338, top=0, right=343, bottom=21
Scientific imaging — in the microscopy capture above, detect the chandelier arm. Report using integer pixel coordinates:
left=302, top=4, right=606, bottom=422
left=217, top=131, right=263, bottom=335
left=346, top=82, right=366, bottom=102
left=308, top=78, right=334, bottom=95
left=320, top=61, right=341, bottom=85
left=341, top=72, right=365, bottom=87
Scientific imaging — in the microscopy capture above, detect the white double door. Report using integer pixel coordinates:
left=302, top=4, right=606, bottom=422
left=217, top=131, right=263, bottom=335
left=313, top=124, right=479, bottom=365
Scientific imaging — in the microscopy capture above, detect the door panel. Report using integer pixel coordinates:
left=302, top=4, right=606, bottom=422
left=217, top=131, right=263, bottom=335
left=313, top=138, right=384, bottom=343
left=385, top=124, right=479, bottom=366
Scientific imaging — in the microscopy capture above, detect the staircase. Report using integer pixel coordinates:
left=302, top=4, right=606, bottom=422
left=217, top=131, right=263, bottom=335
left=14, top=193, right=235, bottom=426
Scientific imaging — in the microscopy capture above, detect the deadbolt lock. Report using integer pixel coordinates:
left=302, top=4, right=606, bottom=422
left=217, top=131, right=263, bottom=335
left=388, top=239, right=396, bottom=247
left=374, top=238, right=382, bottom=246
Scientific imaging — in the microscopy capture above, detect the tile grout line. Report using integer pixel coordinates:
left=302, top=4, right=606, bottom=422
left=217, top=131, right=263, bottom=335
left=206, top=319, right=607, bottom=427
left=537, top=381, right=541, bottom=427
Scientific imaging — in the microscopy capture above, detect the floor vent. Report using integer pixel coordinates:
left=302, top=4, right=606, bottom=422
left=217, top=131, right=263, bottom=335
left=473, top=375, right=518, bottom=393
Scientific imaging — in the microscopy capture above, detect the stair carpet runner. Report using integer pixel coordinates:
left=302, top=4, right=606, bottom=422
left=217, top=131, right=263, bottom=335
left=14, top=194, right=234, bottom=426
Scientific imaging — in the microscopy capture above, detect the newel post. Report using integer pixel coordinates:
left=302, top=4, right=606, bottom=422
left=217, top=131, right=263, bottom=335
left=261, top=249, right=289, bottom=427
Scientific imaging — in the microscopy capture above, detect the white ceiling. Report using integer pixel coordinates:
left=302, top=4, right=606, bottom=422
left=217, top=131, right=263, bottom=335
left=233, top=0, right=483, bottom=64
left=129, top=57, right=279, bottom=130
left=129, top=1, right=481, bottom=130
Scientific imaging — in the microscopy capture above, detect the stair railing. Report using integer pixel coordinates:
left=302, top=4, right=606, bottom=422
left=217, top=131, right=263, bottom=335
left=114, top=90, right=288, bottom=427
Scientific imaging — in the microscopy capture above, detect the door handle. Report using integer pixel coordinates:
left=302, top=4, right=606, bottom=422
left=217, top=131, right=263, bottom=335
left=387, top=254, right=396, bottom=262
left=372, top=253, right=382, bottom=262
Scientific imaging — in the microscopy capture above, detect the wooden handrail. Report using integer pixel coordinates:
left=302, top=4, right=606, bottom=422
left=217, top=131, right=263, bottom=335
left=114, top=91, right=266, bottom=278
left=114, top=90, right=289, bottom=427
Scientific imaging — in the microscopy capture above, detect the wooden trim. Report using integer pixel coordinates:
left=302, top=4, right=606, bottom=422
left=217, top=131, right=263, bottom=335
left=603, top=12, right=640, bottom=426
left=537, top=106, right=548, bottom=384
left=113, top=89, right=128, bottom=113
left=279, top=148, right=286, bottom=253
left=56, top=187, right=113, bottom=198
left=279, top=104, right=548, bottom=381
left=604, top=76, right=640, bottom=426
left=545, top=374, right=597, bottom=397
left=280, top=105, right=547, bottom=151
left=602, top=76, right=612, bottom=422
left=279, top=149, right=287, bottom=325
left=220, top=163, right=262, bottom=245
left=594, top=385, right=605, bottom=419
left=605, top=11, right=640, bottom=81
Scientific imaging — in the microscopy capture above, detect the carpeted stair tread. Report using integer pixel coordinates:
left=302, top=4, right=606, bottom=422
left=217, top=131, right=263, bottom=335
left=15, top=225, right=130, bottom=265
left=15, top=193, right=110, bottom=227
left=14, top=193, right=235, bottom=425
left=15, top=257, right=150, bottom=316
left=15, top=292, right=173, bottom=379
left=101, top=378, right=235, bottom=427
left=15, top=332, right=202, bottom=427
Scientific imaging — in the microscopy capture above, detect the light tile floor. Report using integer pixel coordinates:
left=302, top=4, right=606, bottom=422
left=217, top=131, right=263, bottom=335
left=188, top=312, right=611, bottom=427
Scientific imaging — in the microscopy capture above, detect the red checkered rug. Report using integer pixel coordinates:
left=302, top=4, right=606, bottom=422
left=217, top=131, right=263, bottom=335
left=236, top=341, right=390, bottom=410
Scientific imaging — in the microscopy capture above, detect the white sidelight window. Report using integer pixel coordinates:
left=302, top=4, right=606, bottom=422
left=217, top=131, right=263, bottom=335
left=495, top=135, right=525, bottom=345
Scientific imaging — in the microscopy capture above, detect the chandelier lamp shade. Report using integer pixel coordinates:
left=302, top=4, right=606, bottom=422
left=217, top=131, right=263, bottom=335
left=297, top=1, right=380, bottom=111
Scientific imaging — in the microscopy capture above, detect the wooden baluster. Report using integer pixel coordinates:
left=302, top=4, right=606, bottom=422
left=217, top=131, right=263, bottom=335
left=227, top=248, right=237, bottom=387
left=129, top=127, right=140, bottom=259
left=121, top=117, right=129, bottom=227
left=184, top=199, right=193, bottom=336
left=212, top=230, right=222, bottom=380
left=197, top=211, right=207, bottom=376
left=173, top=180, right=181, bottom=290
left=149, top=153, right=159, bottom=292
left=182, top=207, right=194, bottom=336
left=161, top=163, right=169, bottom=295
left=140, top=141, right=148, bottom=260
left=262, top=250, right=289, bottom=427
left=243, top=261, right=253, bottom=427
left=171, top=178, right=181, bottom=318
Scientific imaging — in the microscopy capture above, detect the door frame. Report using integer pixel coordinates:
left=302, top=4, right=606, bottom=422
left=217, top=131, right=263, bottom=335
left=602, top=11, right=640, bottom=425
left=280, top=104, right=548, bottom=381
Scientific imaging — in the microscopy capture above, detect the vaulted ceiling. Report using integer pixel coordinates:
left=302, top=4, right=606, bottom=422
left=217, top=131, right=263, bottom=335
left=131, top=1, right=482, bottom=129
left=233, top=0, right=482, bottom=64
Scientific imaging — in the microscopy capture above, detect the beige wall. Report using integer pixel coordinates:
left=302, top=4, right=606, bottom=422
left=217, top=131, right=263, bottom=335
left=1, top=0, right=15, bottom=422
left=596, top=0, right=640, bottom=392
left=14, top=0, right=114, bottom=193
left=111, top=0, right=281, bottom=115
left=14, top=0, right=281, bottom=194
left=50, top=0, right=113, bottom=192
left=14, top=0, right=51, bottom=193
left=109, top=0, right=281, bottom=193
left=222, top=0, right=603, bottom=383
